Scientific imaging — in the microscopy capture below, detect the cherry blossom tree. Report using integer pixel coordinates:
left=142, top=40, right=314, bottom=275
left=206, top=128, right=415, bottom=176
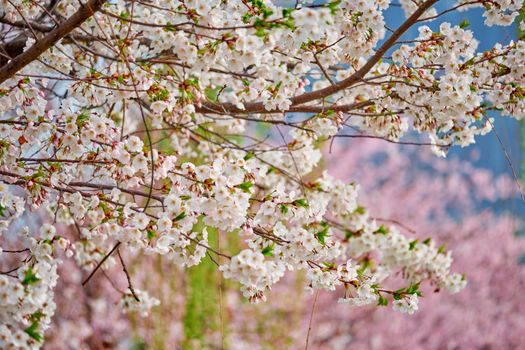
left=0, top=0, right=524, bottom=347
left=305, top=140, right=525, bottom=349
left=29, top=118, right=525, bottom=350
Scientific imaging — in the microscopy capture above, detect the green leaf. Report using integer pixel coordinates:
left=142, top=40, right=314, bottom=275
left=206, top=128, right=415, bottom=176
left=459, top=19, right=470, bottom=29
left=406, top=282, right=421, bottom=295
left=392, top=291, right=403, bottom=300
left=355, top=206, right=366, bottom=215
left=146, top=229, right=156, bottom=240
left=374, top=225, right=389, bottom=235
left=243, top=152, right=255, bottom=161
left=163, top=22, right=177, bottom=32
left=262, top=8, right=273, bottom=18
left=24, top=322, right=43, bottom=342
left=255, top=27, right=267, bottom=38
left=409, top=239, right=418, bottom=250
left=205, top=87, right=221, bottom=102
left=174, top=211, right=187, bottom=222
left=237, top=181, right=253, bottom=193
left=241, top=13, right=252, bottom=24
left=261, top=244, right=274, bottom=256
left=293, top=198, right=309, bottom=208
left=326, top=0, right=342, bottom=14
left=323, top=262, right=336, bottom=269
left=280, top=204, right=289, bottom=214
left=282, top=8, right=294, bottom=18
left=464, top=57, right=475, bottom=67
left=357, top=257, right=372, bottom=276
left=150, top=88, right=170, bottom=102
left=315, top=226, right=330, bottom=245
left=22, top=267, right=40, bottom=286
left=377, top=295, right=388, bottom=306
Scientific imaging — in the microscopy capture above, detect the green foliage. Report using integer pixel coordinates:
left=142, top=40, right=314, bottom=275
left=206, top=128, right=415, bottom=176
left=406, top=282, right=421, bottom=295
left=409, top=239, right=418, bottom=250
left=163, top=22, right=177, bottom=32
left=315, top=224, right=330, bottom=245
left=183, top=225, right=220, bottom=349
left=243, top=152, right=255, bottom=161
left=24, top=322, right=43, bottom=342
left=237, top=181, right=253, bottom=193
left=374, top=225, right=389, bottom=235
left=393, top=282, right=422, bottom=300
left=174, top=211, right=187, bottom=222
left=326, top=0, right=342, bottom=15
left=204, top=86, right=221, bottom=102
left=261, top=244, right=275, bottom=257
left=149, top=87, right=170, bottom=102
left=293, top=198, right=308, bottom=208
left=459, top=19, right=470, bottom=28
left=146, top=229, right=156, bottom=240
left=377, top=294, right=388, bottom=306
left=357, top=257, right=372, bottom=276
left=344, top=229, right=354, bottom=240
left=22, top=267, right=40, bottom=286
left=354, top=205, right=366, bottom=215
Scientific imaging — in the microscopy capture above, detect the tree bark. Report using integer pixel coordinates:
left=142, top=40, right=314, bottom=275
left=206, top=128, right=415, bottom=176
left=0, top=0, right=107, bottom=85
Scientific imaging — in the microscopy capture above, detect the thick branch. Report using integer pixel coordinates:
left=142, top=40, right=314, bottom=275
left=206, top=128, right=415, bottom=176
left=0, top=0, right=107, bottom=84
left=195, top=100, right=373, bottom=115
left=197, top=0, right=438, bottom=114
left=292, top=0, right=439, bottom=105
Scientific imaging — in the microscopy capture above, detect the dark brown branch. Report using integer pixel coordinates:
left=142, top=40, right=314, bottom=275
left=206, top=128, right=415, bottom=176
left=0, top=0, right=107, bottom=84
left=117, top=248, right=140, bottom=302
left=196, top=0, right=437, bottom=114
left=82, top=241, right=121, bottom=286
left=195, top=100, right=373, bottom=115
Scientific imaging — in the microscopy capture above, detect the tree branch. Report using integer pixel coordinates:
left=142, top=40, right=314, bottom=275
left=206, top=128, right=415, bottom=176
left=0, top=0, right=107, bottom=84
left=196, top=0, right=438, bottom=114
left=81, top=242, right=121, bottom=287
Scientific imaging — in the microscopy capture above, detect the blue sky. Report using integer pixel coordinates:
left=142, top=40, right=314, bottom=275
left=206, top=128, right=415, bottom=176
left=386, top=3, right=524, bottom=214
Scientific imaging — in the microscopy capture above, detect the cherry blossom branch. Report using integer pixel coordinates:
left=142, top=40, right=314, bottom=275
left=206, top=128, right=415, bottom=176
left=117, top=248, right=140, bottom=302
left=0, top=0, right=107, bottom=84
left=194, top=0, right=438, bottom=114
left=81, top=241, right=121, bottom=287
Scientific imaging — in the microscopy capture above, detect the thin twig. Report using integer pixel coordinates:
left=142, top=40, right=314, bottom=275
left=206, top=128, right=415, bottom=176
left=484, top=117, right=525, bottom=204
left=82, top=242, right=121, bottom=286
left=117, top=248, right=140, bottom=302
left=305, top=290, right=320, bottom=350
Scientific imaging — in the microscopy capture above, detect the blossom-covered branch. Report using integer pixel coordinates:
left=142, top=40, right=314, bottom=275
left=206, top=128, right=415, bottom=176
left=0, top=0, right=523, bottom=347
